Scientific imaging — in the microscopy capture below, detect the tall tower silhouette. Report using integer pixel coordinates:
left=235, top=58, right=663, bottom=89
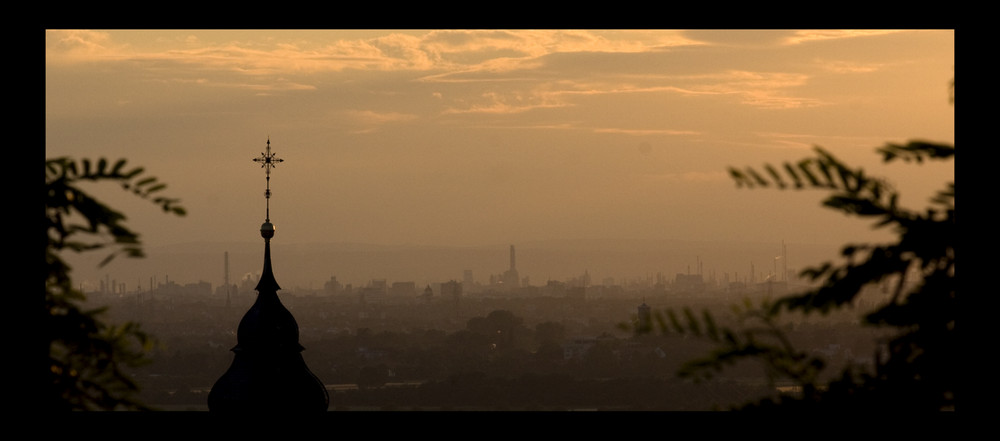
left=510, top=244, right=516, bottom=271
left=224, top=251, right=231, bottom=309
left=502, top=244, right=520, bottom=289
left=208, top=138, right=329, bottom=412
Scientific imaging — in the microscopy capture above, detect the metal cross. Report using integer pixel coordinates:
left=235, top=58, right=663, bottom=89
left=253, top=137, right=284, bottom=222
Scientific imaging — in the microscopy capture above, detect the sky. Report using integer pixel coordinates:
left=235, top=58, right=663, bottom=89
left=45, top=29, right=954, bottom=289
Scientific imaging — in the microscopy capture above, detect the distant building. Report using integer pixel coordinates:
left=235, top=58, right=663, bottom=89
left=674, top=273, right=705, bottom=293
left=358, top=279, right=389, bottom=304
left=214, top=283, right=238, bottom=298
left=390, top=281, right=417, bottom=297
left=501, top=245, right=520, bottom=289
left=441, top=280, right=462, bottom=302
left=543, top=280, right=566, bottom=297
left=637, top=301, right=651, bottom=332
left=184, top=281, right=212, bottom=297
left=369, top=279, right=388, bottom=293
left=324, top=276, right=343, bottom=295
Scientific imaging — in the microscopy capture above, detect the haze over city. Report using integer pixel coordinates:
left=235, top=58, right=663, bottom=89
left=45, top=29, right=954, bottom=291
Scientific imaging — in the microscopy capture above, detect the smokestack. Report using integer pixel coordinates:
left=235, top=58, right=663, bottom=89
left=225, top=251, right=231, bottom=307
left=510, top=245, right=516, bottom=271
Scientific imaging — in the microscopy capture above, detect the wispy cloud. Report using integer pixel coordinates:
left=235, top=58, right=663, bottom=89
left=47, top=30, right=828, bottom=110
left=341, top=109, right=420, bottom=133
left=688, top=70, right=825, bottom=109
left=148, top=77, right=317, bottom=92
left=46, top=30, right=125, bottom=63
left=346, top=109, right=419, bottom=124
left=592, top=127, right=700, bottom=136
left=641, top=170, right=729, bottom=183
left=442, top=90, right=568, bottom=115
left=816, top=59, right=891, bottom=74
left=783, top=29, right=905, bottom=45
left=46, top=30, right=697, bottom=75
left=752, top=131, right=895, bottom=150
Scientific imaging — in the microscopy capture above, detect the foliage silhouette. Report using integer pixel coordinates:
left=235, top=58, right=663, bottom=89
left=639, top=138, right=954, bottom=410
left=45, top=157, right=185, bottom=410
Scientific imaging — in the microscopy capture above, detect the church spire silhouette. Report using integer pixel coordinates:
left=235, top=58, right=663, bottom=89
left=208, top=138, right=329, bottom=412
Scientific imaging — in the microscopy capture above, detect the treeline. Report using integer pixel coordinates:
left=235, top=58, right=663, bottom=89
left=133, top=308, right=874, bottom=410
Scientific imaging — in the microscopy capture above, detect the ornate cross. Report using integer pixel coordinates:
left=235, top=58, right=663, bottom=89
left=253, top=137, right=284, bottom=222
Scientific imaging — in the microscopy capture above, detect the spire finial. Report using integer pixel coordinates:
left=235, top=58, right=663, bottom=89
left=253, top=137, right=284, bottom=224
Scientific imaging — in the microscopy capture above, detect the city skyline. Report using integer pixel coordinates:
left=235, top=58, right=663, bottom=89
left=69, top=238, right=846, bottom=296
left=46, top=30, right=954, bottom=290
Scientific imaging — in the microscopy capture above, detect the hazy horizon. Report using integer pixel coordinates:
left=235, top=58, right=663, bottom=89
left=46, top=29, right=954, bottom=291
left=64, top=237, right=861, bottom=295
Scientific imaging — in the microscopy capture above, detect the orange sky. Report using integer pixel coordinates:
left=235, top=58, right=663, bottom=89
left=46, top=30, right=954, bottom=289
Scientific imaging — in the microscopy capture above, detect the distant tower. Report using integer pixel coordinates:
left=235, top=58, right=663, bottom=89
left=502, top=245, right=520, bottom=289
left=637, top=299, right=652, bottom=333
left=224, top=251, right=231, bottom=308
left=209, top=138, right=329, bottom=412
left=423, top=284, right=434, bottom=303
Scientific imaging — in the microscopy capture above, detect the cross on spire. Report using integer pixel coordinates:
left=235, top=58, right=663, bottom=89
left=253, top=137, right=284, bottom=222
